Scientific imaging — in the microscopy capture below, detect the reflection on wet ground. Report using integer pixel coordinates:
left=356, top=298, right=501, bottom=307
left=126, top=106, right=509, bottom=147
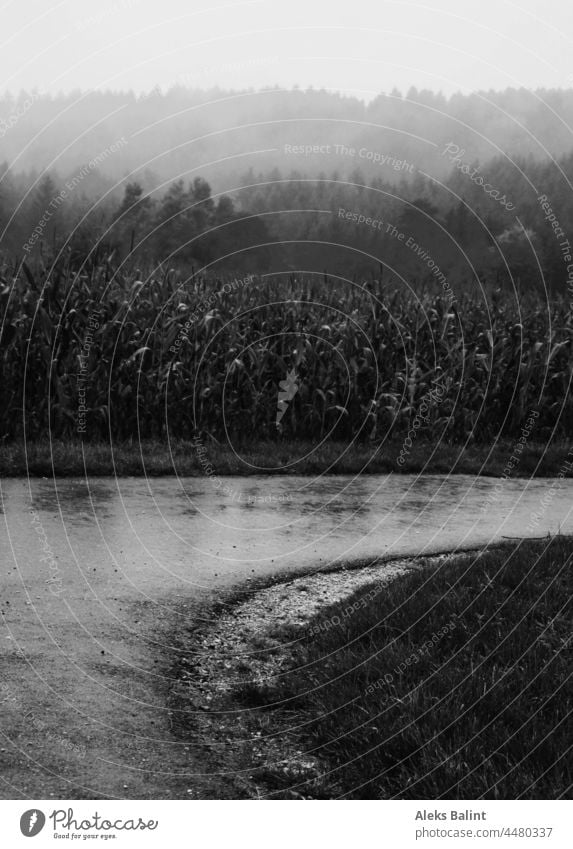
left=2, top=473, right=572, bottom=592
left=30, top=479, right=115, bottom=519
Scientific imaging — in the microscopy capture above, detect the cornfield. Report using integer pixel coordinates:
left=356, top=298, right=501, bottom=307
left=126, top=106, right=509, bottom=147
left=1, top=260, right=571, bottom=443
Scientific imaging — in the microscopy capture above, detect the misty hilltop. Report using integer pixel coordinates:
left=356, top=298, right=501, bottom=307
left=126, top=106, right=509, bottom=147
left=1, top=85, right=573, bottom=193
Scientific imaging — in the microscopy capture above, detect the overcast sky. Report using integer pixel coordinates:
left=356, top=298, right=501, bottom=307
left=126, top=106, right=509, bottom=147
left=1, top=0, right=572, bottom=99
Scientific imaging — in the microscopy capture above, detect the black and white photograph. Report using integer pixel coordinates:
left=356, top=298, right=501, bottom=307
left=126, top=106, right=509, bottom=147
left=0, top=0, right=571, bottom=844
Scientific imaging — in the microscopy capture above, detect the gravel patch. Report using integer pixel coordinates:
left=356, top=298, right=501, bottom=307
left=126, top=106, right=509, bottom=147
left=170, top=553, right=456, bottom=797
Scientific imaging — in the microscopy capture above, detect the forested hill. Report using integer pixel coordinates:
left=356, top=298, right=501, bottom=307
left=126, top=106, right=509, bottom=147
left=3, top=84, right=573, bottom=291
left=2, top=85, right=573, bottom=192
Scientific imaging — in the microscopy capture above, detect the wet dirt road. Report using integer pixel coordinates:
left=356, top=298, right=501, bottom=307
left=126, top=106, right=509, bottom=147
left=1, top=473, right=571, bottom=798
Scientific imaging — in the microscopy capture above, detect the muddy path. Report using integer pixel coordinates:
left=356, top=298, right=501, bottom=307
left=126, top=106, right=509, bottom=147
left=0, top=474, right=571, bottom=798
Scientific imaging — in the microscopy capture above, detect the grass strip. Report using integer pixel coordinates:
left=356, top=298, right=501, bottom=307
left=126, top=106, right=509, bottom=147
left=239, top=538, right=572, bottom=799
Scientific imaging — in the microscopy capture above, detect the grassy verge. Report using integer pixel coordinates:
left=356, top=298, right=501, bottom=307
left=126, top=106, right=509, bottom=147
left=1, top=438, right=571, bottom=477
left=235, top=537, right=573, bottom=799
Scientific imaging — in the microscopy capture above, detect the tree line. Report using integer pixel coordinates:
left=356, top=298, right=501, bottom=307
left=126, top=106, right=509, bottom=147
left=2, top=143, right=573, bottom=293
